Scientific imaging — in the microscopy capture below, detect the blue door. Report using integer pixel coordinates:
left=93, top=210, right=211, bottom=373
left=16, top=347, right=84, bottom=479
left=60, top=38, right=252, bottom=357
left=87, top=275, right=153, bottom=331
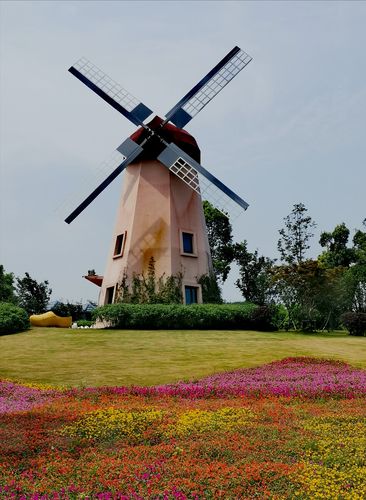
left=185, top=286, right=198, bottom=305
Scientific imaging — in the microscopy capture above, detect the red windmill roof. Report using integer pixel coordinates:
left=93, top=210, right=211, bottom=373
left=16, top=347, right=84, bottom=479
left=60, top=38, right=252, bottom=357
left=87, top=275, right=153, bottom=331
left=130, top=115, right=201, bottom=163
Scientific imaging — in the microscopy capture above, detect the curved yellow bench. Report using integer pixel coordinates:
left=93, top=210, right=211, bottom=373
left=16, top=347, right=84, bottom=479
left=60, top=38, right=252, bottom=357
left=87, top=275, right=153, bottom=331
left=30, top=311, right=72, bottom=328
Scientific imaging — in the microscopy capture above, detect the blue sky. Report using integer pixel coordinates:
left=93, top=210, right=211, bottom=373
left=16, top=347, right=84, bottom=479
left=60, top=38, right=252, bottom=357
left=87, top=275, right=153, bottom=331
left=0, top=0, right=365, bottom=303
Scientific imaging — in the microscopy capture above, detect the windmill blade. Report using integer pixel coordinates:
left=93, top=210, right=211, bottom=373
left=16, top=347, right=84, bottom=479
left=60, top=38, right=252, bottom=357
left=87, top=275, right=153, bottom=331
left=69, top=58, right=153, bottom=127
left=158, top=143, right=249, bottom=218
left=164, top=46, right=252, bottom=128
left=65, top=138, right=143, bottom=224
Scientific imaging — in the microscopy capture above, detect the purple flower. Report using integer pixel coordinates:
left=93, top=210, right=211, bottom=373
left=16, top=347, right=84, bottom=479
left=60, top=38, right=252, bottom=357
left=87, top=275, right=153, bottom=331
left=0, top=381, right=59, bottom=414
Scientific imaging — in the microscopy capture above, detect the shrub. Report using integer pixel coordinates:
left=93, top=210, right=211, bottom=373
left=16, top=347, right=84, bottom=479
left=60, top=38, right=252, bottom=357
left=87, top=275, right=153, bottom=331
left=0, top=302, right=30, bottom=334
left=93, top=303, right=277, bottom=331
left=250, top=305, right=277, bottom=332
left=76, top=319, right=94, bottom=328
left=271, top=304, right=289, bottom=331
left=295, top=306, right=322, bottom=333
left=341, top=312, right=366, bottom=336
left=51, top=302, right=97, bottom=321
left=117, top=259, right=183, bottom=304
left=52, top=302, right=84, bottom=321
left=197, top=274, right=222, bottom=304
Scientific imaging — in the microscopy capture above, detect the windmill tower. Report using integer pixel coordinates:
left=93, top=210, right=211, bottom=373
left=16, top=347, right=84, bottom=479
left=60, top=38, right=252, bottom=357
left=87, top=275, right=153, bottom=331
left=66, top=47, right=252, bottom=305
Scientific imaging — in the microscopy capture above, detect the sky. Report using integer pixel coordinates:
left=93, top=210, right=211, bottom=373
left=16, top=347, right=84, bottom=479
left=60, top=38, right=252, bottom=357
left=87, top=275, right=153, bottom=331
left=0, top=0, right=365, bottom=304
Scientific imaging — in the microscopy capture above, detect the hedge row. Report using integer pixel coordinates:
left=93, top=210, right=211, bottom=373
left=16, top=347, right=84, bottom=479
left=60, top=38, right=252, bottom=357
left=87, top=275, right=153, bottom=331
left=93, top=303, right=277, bottom=331
left=0, top=302, right=30, bottom=334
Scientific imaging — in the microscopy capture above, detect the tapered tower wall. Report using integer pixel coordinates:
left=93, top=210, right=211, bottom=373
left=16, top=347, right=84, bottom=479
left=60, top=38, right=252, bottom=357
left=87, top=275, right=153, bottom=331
left=98, top=159, right=212, bottom=305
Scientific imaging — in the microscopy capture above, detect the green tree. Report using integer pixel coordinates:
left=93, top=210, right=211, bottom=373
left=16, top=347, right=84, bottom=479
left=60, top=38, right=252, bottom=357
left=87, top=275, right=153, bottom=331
left=0, top=265, right=17, bottom=303
left=233, top=241, right=274, bottom=305
left=272, top=260, right=346, bottom=331
left=318, top=220, right=366, bottom=319
left=353, top=218, right=366, bottom=265
left=315, top=266, right=349, bottom=330
left=272, top=261, right=319, bottom=331
left=198, top=273, right=223, bottom=303
left=203, top=201, right=234, bottom=283
left=277, top=203, right=316, bottom=265
left=16, top=272, right=52, bottom=315
left=319, top=222, right=355, bottom=268
left=340, top=220, right=366, bottom=313
left=342, top=265, right=366, bottom=313
left=51, top=301, right=84, bottom=320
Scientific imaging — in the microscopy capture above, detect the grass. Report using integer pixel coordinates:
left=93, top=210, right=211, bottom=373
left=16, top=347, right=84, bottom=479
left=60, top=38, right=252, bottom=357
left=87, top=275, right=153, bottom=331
left=0, top=327, right=365, bottom=387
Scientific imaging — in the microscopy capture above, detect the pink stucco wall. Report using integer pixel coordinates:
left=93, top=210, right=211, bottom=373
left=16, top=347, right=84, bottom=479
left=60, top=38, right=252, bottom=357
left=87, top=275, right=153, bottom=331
left=99, top=160, right=212, bottom=305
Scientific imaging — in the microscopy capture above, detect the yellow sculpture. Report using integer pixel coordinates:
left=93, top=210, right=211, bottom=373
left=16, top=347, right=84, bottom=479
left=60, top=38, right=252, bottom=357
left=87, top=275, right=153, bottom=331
left=30, top=311, right=72, bottom=328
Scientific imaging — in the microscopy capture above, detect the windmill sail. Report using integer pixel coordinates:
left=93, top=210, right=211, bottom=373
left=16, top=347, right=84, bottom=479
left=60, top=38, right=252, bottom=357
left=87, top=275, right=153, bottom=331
left=66, top=46, right=252, bottom=223
left=164, top=46, right=252, bottom=128
left=69, top=58, right=153, bottom=126
left=65, top=140, right=143, bottom=224
left=158, top=143, right=249, bottom=218
left=65, top=45, right=254, bottom=309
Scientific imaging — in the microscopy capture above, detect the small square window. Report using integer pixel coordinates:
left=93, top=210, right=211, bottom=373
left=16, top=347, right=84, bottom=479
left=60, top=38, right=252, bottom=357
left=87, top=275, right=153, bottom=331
left=113, top=232, right=126, bottom=258
left=182, top=232, right=194, bottom=254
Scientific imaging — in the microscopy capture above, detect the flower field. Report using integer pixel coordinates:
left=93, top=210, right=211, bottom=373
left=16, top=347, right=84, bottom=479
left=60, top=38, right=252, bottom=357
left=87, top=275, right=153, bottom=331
left=0, top=357, right=365, bottom=499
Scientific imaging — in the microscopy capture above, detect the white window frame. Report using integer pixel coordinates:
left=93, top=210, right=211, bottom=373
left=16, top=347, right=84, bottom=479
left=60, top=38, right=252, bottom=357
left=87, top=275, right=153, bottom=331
left=113, top=231, right=127, bottom=259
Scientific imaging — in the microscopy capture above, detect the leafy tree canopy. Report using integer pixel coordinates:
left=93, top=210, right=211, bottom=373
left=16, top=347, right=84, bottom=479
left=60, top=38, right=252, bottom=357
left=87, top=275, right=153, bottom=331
left=203, top=200, right=234, bottom=283
left=272, top=260, right=346, bottom=331
left=0, top=265, right=17, bottom=303
left=233, top=241, right=274, bottom=306
left=16, top=272, right=52, bottom=315
left=342, top=265, right=366, bottom=314
left=353, top=218, right=366, bottom=265
left=277, top=203, right=316, bottom=265
left=319, top=222, right=355, bottom=268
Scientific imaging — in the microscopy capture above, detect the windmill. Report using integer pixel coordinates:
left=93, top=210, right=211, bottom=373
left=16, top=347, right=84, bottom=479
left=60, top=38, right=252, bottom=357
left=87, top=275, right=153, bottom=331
left=66, top=46, right=252, bottom=305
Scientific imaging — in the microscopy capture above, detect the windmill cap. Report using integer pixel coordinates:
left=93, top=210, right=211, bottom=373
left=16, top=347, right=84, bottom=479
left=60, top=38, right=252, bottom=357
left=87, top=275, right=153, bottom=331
left=130, top=115, right=201, bottom=163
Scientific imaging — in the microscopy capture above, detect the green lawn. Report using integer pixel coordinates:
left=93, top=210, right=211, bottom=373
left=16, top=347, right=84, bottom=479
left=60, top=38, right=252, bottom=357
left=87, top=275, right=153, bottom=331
left=0, top=327, right=365, bottom=387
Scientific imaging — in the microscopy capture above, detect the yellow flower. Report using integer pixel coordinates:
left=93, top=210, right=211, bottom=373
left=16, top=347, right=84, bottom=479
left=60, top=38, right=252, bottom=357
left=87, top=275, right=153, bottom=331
left=293, top=416, right=366, bottom=499
left=166, top=407, right=255, bottom=437
left=61, top=407, right=163, bottom=441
